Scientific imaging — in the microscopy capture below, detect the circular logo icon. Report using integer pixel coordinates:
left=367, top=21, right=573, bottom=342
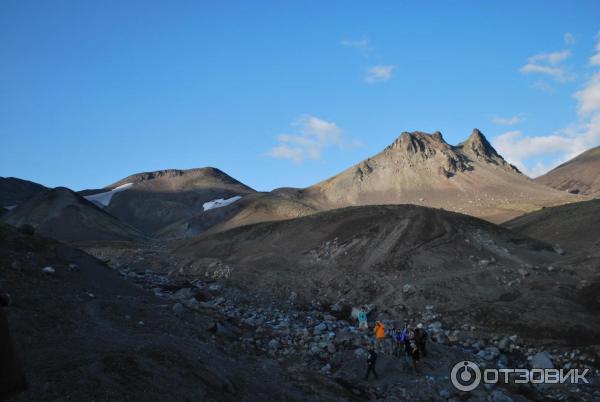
left=450, top=360, right=481, bottom=392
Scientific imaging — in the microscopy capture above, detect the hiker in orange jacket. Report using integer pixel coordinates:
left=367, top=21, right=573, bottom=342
left=374, top=321, right=386, bottom=354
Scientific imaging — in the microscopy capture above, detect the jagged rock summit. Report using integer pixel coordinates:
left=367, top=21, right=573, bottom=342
left=295, top=129, right=582, bottom=223
left=459, top=128, right=521, bottom=172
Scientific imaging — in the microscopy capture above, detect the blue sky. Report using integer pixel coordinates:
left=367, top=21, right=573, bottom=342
left=1, top=1, right=600, bottom=191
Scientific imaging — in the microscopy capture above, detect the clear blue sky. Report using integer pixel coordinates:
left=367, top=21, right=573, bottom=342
left=1, top=1, right=600, bottom=190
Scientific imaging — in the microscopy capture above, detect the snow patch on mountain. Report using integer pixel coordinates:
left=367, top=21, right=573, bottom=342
left=203, top=196, right=242, bottom=211
left=84, top=183, right=133, bottom=207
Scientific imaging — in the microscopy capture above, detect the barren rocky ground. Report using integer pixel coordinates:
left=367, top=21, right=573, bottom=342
left=76, top=204, right=600, bottom=401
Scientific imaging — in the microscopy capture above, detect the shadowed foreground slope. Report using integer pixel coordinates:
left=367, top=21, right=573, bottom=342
left=0, top=222, right=354, bottom=401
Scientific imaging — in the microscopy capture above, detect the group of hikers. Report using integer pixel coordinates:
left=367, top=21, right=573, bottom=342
left=358, top=307, right=428, bottom=380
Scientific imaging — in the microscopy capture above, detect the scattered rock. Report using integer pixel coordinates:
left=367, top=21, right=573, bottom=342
left=320, top=363, right=331, bottom=373
left=498, top=337, right=509, bottom=351
left=42, top=266, right=55, bottom=274
left=402, top=284, right=415, bottom=295
left=327, top=343, right=336, bottom=354
left=313, top=322, right=327, bottom=334
left=173, top=303, right=185, bottom=316
left=490, top=389, right=513, bottom=402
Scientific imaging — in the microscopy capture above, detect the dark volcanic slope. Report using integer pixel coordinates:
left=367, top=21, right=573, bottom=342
left=295, top=129, right=583, bottom=223
left=535, top=146, right=600, bottom=197
left=0, top=177, right=46, bottom=208
left=174, top=204, right=600, bottom=342
left=2, top=187, right=143, bottom=243
left=504, top=199, right=600, bottom=253
left=0, top=223, right=351, bottom=401
left=94, top=168, right=257, bottom=237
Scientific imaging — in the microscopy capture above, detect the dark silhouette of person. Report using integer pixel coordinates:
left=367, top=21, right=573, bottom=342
left=414, top=323, right=428, bottom=357
left=364, top=344, right=378, bottom=380
left=0, top=292, right=27, bottom=398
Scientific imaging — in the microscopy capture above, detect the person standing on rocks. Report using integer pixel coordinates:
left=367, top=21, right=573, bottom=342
left=414, top=323, right=428, bottom=357
left=374, top=321, right=386, bottom=354
left=393, top=326, right=402, bottom=357
left=364, top=344, right=378, bottom=380
left=358, top=307, right=368, bottom=331
left=409, top=341, right=420, bottom=373
left=402, top=323, right=414, bottom=357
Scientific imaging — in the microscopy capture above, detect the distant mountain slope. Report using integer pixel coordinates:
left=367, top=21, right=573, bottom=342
left=82, top=168, right=256, bottom=236
left=175, top=204, right=555, bottom=303
left=504, top=199, right=600, bottom=253
left=535, top=146, right=600, bottom=197
left=3, top=187, right=143, bottom=243
left=0, top=177, right=46, bottom=208
left=292, top=129, right=584, bottom=223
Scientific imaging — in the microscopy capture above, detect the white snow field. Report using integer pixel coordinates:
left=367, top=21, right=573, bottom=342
left=84, top=183, right=133, bottom=207
left=202, top=195, right=242, bottom=211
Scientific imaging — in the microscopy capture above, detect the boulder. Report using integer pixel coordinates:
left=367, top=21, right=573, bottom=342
left=531, top=352, right=554, bottom=369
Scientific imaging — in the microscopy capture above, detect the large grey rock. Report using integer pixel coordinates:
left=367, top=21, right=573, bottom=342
left=531, top=352, right=554, bottom=369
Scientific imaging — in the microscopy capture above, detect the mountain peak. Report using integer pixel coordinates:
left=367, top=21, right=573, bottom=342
left=461, top=128, right=499, bottom=158
left=388, top=130, right=450, bottom=155
left=459, top=129, right=521, bottom=174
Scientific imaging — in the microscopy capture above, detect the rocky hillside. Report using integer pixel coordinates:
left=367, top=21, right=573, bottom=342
left=0, top=177, right=46, bottom=209
left=0, top=222, right=363, bottom=401
left=83, top=167, right=256, bottom=237
left=504, top=199, right=600, bottom=254
left=173, top=204, right=600, bottom=345
left=535, top=146, right=600, bottom=197
left=2, top=187, right=143, bottom=243
left=294, top=129, right=584, bottom=223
